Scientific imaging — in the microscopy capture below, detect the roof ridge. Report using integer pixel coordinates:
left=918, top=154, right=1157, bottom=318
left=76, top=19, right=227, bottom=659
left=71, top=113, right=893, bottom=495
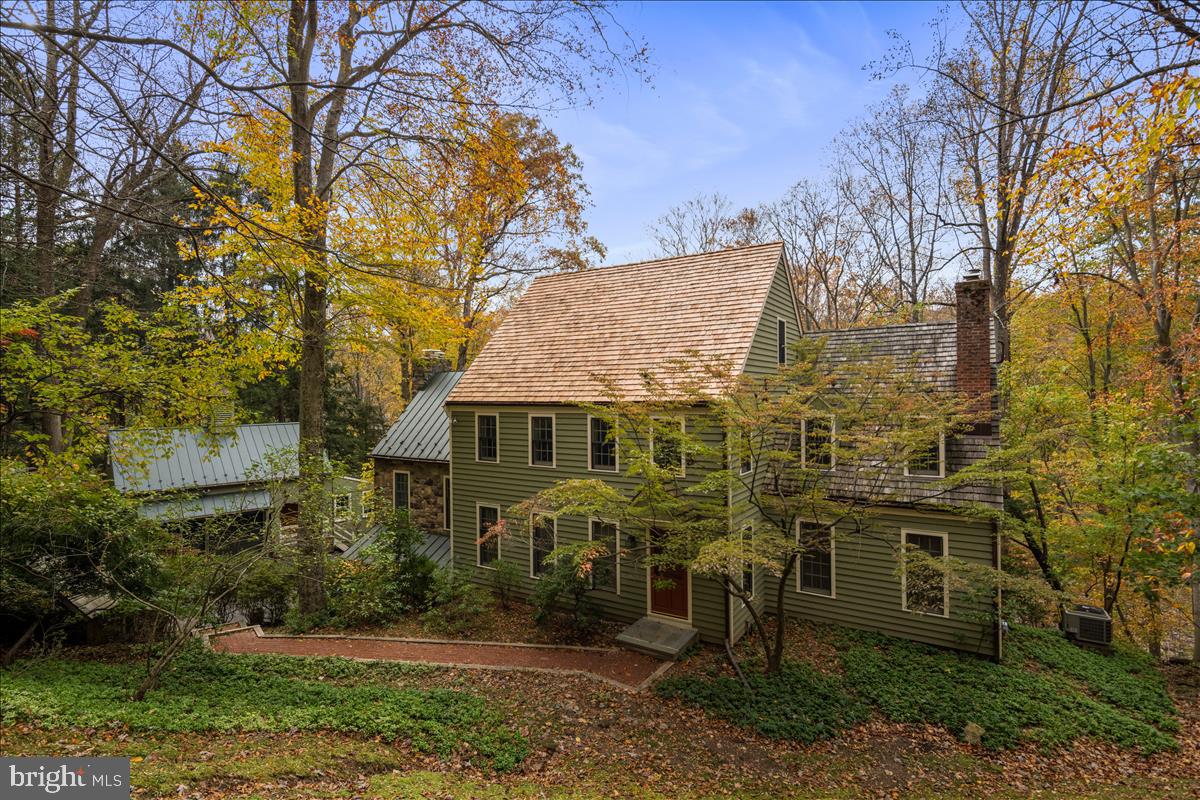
left=813, top=320, right=956, bottom=334
left=531, top=241, right=785, bottom=283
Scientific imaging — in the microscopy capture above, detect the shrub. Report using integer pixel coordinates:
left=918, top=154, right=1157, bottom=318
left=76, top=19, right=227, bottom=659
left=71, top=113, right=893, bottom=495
left=1, top=646, right=528, bottom=771
left=234, top=558, right=295, bottom=624
left=491, top=560, right=523, bottom=609
left=421, top=569, right=491, bottom=636
left=529, top=542, right=601, bottom=640
left=656, top=662, right=869, bottom=743
left=325, top=559, right=403, bottom=628
left=377, top=508, right=438, bottom=611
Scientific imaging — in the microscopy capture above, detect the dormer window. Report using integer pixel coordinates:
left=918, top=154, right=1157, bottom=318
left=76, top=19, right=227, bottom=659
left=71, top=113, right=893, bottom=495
left=803, top=417, right=835, bottom=469
left=905, top=433, right=946, bottom=479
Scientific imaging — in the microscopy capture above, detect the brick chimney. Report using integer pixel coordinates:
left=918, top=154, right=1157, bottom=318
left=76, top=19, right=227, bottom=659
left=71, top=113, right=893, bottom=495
left=955, top=271, right=993, bottom=435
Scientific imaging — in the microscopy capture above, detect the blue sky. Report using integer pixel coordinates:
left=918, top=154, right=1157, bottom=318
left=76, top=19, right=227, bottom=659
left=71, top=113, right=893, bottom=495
left=548, top=1, right=953, bottom=263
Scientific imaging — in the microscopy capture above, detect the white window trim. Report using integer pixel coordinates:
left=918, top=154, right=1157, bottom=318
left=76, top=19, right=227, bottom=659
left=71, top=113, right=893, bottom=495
left=442, top=476, right=452, bottom=531
left=900, top=529, right=951, bottom=618
left=333, top=493, right=351, bottom=520
left=529, top=514, right=557, bottom=578
left=392, top=469, right=411, bottom=510
left=474, top=412, right=500, bottom=463
left=527, top=412, right=557, bottom=469
left=801, top=416, right=837, bottom=470
left=795, top=519, right=837, bottom=599
left=586, top=414, right=619, bottom=473
left=776, top=316, right=788, bottom=365
left=651, top=416, right=687, bottom=477
left=903, top=432, right=947, bottom=479
left=475, top=502, right=501, bottom=569
left=588, top=517, right=621, bottom=594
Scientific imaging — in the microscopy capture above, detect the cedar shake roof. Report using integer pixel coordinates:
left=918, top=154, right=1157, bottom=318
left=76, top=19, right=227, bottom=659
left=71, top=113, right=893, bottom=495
left=816, top=319, right=998, bottom=391
left=447, top=242, right=788, bottom=404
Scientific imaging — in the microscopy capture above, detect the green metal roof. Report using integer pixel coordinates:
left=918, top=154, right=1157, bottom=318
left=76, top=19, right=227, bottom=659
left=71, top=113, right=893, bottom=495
left=371, top=371, right=462, bottom=462
left=108, top=423, right=299, bottom=494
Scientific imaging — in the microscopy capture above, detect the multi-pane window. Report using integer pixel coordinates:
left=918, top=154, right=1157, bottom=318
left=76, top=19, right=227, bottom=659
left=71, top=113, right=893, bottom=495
left=906, top=435, right=944, bottom=478
left=777, top=318, right=788, bottom=364
left=530, top=415, right=555, bottom=467
left=741, top=524, right=754, bottom=598
left=531, top=515, right=556, bottom=577
left=589, top=417, right=617, bottom=471
left=653, top=418, right=684, bottom=475
left=442, top=477, right=451, bottom=530
left=393, top=471, right=410, bottom=509
left=803, top=417, right=834, bottom=469
left=590, top=519, right=618, bottom=592
left=903, top=531, right=948, bottom=616
left=478, top=505, right=500, bottom=566
left=476, top=414, right=498, bottom=462
left=333, top=494, right=351, bottom=520
left=798, top=521, right=833, bottom=596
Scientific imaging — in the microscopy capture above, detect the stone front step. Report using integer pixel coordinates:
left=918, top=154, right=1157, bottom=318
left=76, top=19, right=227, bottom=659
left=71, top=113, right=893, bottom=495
left=615, top=616, right=699, bottom=660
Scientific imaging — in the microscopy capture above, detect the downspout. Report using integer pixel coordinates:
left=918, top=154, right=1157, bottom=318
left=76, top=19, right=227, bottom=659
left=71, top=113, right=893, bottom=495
left=992, top=516, right=1003, bottom=662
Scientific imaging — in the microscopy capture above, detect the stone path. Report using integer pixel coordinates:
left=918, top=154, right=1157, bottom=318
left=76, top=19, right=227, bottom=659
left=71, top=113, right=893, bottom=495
left=205, top=626, right=671, bottom=690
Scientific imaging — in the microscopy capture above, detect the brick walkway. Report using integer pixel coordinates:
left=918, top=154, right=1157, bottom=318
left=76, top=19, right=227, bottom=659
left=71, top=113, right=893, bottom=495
left=206, top=626, right=670, bottom=690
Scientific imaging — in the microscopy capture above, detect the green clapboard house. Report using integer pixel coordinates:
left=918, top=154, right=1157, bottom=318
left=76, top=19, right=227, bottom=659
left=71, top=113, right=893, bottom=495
left=443, top=242, right=1003, bottom=658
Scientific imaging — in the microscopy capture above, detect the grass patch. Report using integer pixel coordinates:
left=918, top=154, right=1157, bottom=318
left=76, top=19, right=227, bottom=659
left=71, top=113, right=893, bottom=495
left=0, top=646, right=527, bottom=771
left=655, top=660, right=869, bottom=743
left=658, top=625, right=1178, bottom=755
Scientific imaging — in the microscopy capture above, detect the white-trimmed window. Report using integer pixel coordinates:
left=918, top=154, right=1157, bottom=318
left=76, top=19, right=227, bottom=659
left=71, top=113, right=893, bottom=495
left=333, top=494, right=351, bottom=520
left=904, top=433, right=946, bottom=479
left=531, top=514, right=556, bottom=577
left=797, top=521, right=834, bottom=597
left=392, top=470, right=410, bottom=510
left=777, top=317, right=788, bottom=365
left=477, top=504, right=500, bottom=567
left=529, top=414, right=556, bottom=468
left=589, top=415, right=618, bottom=472
left=475, top=413, right=499, bottom=462
left=589, top=519, right=619, bottom=593
left=802, top=416, right=836, bottom=469
left=442, top=476, right=451, bottom=530
left=652, top=417, right=686, bottom=476
left=902, top=530, right=950, bottom=617
left=740, top=523, right=754, bottom=598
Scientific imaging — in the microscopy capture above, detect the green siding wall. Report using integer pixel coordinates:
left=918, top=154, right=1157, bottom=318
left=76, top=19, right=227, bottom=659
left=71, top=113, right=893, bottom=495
left=447, top=406, right=733, bottom=642
left=763, top=509, right=998, bottom=657
left=743, top=259, right=801, bottom=378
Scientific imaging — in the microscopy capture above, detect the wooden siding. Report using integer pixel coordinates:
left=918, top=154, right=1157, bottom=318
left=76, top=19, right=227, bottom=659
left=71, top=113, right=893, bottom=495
left=742, top=258, right=801, bottom=378
left=447, top=405, right=733, bottom=642
left=762, top=507, right=998, bottom=657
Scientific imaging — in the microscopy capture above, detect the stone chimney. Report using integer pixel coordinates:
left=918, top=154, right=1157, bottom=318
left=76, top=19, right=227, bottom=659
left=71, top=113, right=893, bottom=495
left=955, top=271, right=993, bottom=435
left=413, top=349, right=451, bottom=391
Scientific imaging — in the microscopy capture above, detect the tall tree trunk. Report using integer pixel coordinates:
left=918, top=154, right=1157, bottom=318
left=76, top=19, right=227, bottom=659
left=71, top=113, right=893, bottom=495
left=288, top=0, right=327, bottom=617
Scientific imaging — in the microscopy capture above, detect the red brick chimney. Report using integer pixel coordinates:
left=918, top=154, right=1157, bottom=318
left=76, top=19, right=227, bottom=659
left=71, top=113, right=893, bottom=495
left=955, top=271, right=993, bottom=435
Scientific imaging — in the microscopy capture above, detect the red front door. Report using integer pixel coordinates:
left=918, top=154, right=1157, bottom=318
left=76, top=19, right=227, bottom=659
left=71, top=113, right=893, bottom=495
left=650, top=562, right=689, bottom=619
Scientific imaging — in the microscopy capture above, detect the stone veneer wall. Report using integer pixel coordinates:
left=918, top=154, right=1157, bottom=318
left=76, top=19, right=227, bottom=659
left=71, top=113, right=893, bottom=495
left=372, top=456, right=449, bottom=533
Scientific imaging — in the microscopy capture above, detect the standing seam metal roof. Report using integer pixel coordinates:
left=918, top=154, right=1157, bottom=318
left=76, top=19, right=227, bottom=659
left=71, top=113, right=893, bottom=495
left=370, top=371, right=463, bottom=462
left=108, top=423, right=300, bottom=493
